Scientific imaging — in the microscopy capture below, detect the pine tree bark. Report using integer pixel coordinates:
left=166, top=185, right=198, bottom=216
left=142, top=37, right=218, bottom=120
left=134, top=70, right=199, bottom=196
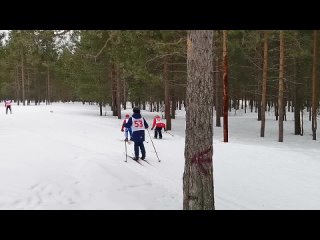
left=171, top=89, right=176, bottom=119
left=99, top=102, right=103, bottom=116
left=116, top=65, right=121, bottom=119
left=27, top=70, right=30, bottom=105
left=111, top=63, right=117, bottom=116
left=293, top=58, right=302, bottom=135
left=223, top=30, right=228, bottom=142
left=164, top=57, right=172, bottom=130
left=183, top=30, right=214, bottom=210
left=278, top=30, right=285, bottom=142
left=47, top=65, right=51, bottom=105
left=312, top=30, right=318, bottom=140
left=21, top=53, right=25, bottom=106
left=215, top=49, right=221, bottom=127
left=244, top=93, right=247, bottom=113
left=260, top=31, right=268, bottom=137
left=123, top=78, right=127, bottom=110
left=15, top=64, right=20, bottom=104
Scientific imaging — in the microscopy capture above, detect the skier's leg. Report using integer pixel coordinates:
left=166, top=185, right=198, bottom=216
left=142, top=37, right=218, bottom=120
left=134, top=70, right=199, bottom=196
left=159, top=129, right=162, bottom=139
left=154, top=129, right=158, bottom=139
left=134, top=141, right=139, bottom=158
left=129, top=128, right=133, bottom=140
left=140, top=142, right=146, bottom=159
left=125, top=129, right=128, bottom=140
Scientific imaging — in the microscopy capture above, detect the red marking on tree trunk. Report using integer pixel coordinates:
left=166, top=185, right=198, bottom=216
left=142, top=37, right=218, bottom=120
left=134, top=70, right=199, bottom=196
left=191, top=147, right=212, bottom=175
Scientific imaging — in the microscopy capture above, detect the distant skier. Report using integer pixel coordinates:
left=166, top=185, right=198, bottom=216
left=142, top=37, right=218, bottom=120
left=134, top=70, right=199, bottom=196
left=121, top=114, right=133, bottom=141
left=123, top=107, right=149, bottom=160
left=151, top=115, right=166, bottom=139
left=5, top=100, right=12, bottom=114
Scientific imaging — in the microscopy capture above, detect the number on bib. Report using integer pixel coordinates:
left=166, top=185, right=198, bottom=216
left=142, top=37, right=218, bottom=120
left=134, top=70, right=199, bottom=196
left=134, top=120, right=143, bottom=127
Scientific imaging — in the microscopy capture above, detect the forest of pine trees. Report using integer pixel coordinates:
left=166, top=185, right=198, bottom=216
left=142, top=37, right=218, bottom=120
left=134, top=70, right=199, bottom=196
left=1, top=30, right=319, bottom=210
left=1, top=30, right=317, bottom=133
left=1, top=30, right=319, bottom=138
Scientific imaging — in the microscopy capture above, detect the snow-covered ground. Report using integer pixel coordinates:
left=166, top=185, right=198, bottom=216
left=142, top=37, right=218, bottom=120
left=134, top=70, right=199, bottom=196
left=0, top=102, right=320, bottom=209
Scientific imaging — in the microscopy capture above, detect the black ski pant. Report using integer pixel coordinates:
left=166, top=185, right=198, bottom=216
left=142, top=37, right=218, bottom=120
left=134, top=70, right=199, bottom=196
left=134, top=141, right=146, bottom=158
left=6, top=106, right=11, bottom=114
left=154, top=127, right=162, bottom=139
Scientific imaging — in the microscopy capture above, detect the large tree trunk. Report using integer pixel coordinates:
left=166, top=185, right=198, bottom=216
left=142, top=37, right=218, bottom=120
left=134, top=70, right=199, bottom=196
left=171, top=58, right=176, bottom=119
left=312, top=30, right=318, bottom=140
left=215, top=33, right=221, bottom=127
left=116, top=65, right=121, bottom=119
left=293, top=59, right=302, bottom=135
left=37, top=71, right=41, bottom=105
left=27, top=70, right=30, bottom=105
left=171, top=89, right=176, bottom=119
left=111, top=64, right=117, bottom=116
left=244, top=93, right=247, bottom=113
left=21, top=53, right=25, bottom=106
left=260, top=31, right=268, bottom=137
left=15, top=64, right=20, bottom=104
left=183, top=30, right=214, bottom=210
left=164, top=57, right=172, bottom=130
left=278, top=30, right=285, bottom=142
left=123, top=78, right=127, bottom=110
left=99, top=102, right=103, bottom=116
left=223, top=30, right=229, bottom=142
left=301, top=109, right=304, bottom=136
left=294, top=94, right=301, bottom=135
left=215, top=59, right=221, bottom=127
left=47, top=65, right=51, bottom=105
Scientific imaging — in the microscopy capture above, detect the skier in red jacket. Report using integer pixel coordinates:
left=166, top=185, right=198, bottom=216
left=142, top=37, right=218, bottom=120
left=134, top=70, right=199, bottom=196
left=151, top=115, right=166, bottom=139
left=121, top=114, right=133, bottom=141
left=5, top=100, right=12, bottom=114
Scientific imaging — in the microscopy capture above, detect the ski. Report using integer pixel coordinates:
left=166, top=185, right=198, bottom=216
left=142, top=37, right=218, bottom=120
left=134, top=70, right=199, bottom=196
left=139, top=158, right=153, bottom=166
left=128, top=152, right=153, bottom=166
left=126, top=154, right=144, bottom=165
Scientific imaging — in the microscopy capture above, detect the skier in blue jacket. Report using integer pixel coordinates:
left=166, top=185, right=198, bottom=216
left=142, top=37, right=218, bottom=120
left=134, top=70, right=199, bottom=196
left=123, top=107, right=149, bottom=160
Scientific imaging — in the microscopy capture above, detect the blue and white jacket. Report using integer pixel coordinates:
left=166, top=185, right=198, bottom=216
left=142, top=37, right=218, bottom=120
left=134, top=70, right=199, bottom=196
left=123, top=113, right=149, bottom=142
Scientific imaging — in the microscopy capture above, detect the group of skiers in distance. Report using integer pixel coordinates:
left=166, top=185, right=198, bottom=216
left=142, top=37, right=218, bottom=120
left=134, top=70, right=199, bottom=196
left=2, top=100, right=166, bottom=161
left=121, top=107, right=167, bottom=161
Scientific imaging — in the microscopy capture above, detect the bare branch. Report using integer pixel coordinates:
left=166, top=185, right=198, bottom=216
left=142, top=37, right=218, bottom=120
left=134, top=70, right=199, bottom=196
left=155, top=38, right=186, bottom=46
left=145, top=52, right=186, bottom=66
left=86, top=33, right=116, bottom=62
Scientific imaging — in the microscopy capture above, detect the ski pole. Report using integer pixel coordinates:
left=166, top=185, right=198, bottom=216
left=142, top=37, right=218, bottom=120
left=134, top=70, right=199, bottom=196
left=165, top=131, right=174, bottom=137
left=124, top=140, right=128, bottom=162
left=147, top=128, right=161, bottom=162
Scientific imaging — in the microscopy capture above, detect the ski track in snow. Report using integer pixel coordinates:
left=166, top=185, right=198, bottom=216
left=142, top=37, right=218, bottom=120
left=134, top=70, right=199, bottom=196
left=0, top=103, right=184, bottom=209
left=1, top=102, right=320, bottom=209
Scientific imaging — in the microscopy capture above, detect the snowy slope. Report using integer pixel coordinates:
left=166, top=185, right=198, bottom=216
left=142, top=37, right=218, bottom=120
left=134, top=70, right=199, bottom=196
left=0, top=102, right=184, bottom=209
left=0, top=102, right=320, bottom=209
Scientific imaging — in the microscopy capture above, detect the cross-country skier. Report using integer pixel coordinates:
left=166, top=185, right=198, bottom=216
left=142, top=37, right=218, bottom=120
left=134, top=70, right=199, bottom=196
left=123, top=107, right=149, bottom=160
left=5, top=99, right=12, bottom=114
left=151, top=115, right=166, bottom=139
left=121, top=114, right=133, bottom=141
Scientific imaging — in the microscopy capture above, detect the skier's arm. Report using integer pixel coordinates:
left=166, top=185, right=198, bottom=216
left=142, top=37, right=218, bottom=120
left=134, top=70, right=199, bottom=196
left=143, top=118, right=149, bottom=129
left=151, top=118, right=156, bottom=129
left=123, top=117, right=132, bottom=128
left=163, top=123, right=166, bottom=131
left=121, top=120, right=125, bottom=131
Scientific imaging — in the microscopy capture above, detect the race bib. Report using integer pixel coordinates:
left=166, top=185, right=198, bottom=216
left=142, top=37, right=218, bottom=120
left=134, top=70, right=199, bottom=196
left=132, top=117, right=145, bottom=132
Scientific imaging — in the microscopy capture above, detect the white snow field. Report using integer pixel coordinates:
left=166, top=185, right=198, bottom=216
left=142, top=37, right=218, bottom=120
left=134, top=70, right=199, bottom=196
left=0, top=102, right=320, bottom=210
